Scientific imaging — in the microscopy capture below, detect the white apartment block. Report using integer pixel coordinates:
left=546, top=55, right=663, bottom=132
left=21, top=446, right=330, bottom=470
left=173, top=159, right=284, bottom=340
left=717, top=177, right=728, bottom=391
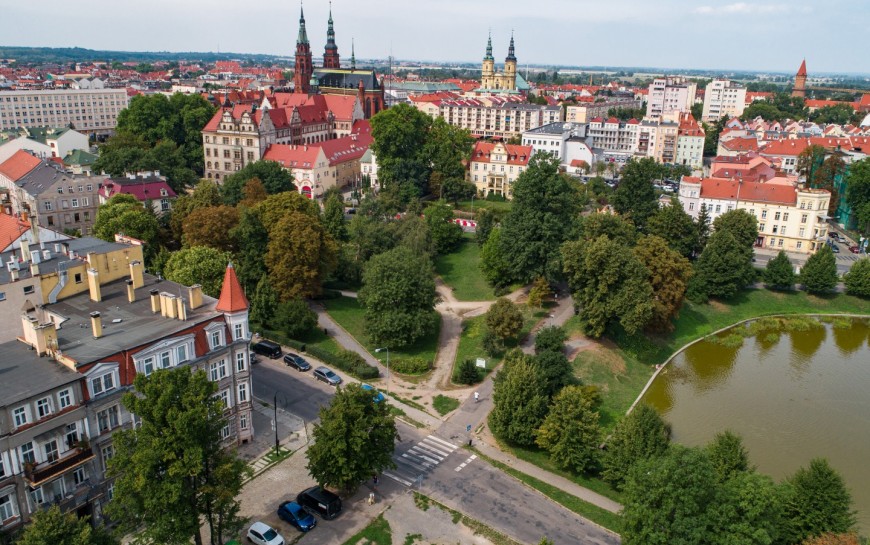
left=439, top=99, right=561, bottom=139
left=646, top=77, right=697, bottom=118
left=565, top=98, right=642, bottom=124
left=587, top=117, right=640, bottom=155
left=678, top=177, right=830, bottom=253
left=0, top=89, right=129, bottom=136
left=702, top=79, right=747, bottom=123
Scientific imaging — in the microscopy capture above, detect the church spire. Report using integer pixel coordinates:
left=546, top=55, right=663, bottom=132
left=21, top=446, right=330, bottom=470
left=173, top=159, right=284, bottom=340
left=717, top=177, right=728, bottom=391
left=323, top=0, right=341, bottom=68
left=506, top=31, right=516, bottom=62
left=350, top=38, right=356, bottom=71
left=297, top=4, right=309, bottom=45
left=484, top=31, right=493, bottom=61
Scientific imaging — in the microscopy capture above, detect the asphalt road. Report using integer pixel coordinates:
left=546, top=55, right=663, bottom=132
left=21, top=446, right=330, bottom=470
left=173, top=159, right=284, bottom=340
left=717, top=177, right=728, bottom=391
left=753, top=248, right=861, bottom=275
left=252, top=362, right=620, bottom=545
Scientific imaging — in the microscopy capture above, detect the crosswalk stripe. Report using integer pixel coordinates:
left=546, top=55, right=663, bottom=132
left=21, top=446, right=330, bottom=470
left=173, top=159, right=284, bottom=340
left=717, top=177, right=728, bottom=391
left=424, top=435, right=458, bottom=450
left=409, top=445, right=445, bottom=460
left=383, top=471, right=412, bottom=486
left=418, top=440, right=452, bottom=457
left=401, top=453, right=434, bottom=469
left=407, top=448, right=441, bottom=465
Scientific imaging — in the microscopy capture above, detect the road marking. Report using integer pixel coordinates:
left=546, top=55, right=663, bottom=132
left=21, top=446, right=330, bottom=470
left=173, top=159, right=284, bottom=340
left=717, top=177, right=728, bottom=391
left=424, top=435, right=458, bottom=451
left=386, top=436, right=460, bottom=487
left=383, top=471, right=412, bottom=486
left=454, top=454, right=476, bottom=472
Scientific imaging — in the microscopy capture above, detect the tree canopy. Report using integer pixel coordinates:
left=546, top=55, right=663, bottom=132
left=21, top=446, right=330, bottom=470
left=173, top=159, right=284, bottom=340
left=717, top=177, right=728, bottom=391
left=92, top=194, right=161, bottom=263
left=634, top=235, right=693, bottom=332
left=536, top=385, right=601, bottom=474
left=306, top=384, right=398, bottom=493
left=163, top=246, right=230, bottom=297
left=602, top=404, right=670, bottom=489
left=845, top=158, right=870, bottom=233
left=764, top=250, right=797, bottom=290
left=106, top=368, right=246, bottom=545
left=485, top=298, right=524, bottom=341
left=612, top=157, right=662, bottom=230
left=646, top=199, right=697, bottom=258
left=800, top=245, right=839, bottom=294
left=265, top=211, right=338, bottom=300
left=498, top=153, right=581, bottom=283
left=489, top=357, right=550, bottom=447
left=843, top=257, right=870, bottom=297
left=221, top=160, right=296, bottom=205
left=17, top=505, right=117, bottom=545
left=782, top=458, right=856, bottom=544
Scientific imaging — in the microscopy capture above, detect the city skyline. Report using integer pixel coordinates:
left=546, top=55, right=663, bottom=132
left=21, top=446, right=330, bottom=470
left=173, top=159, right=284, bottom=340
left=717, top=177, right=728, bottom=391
left=1, top=0, right=867, bottom=74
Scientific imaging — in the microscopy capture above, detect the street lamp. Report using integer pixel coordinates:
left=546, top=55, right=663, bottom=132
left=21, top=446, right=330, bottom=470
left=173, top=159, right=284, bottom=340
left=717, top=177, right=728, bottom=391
left=273, top=392, right=280, bottom=459
left=375, top=347, right=390, bottom=394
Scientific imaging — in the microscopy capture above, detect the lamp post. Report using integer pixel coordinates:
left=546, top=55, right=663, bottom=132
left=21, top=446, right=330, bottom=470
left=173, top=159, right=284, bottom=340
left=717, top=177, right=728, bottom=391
left=375, top=347, right=390, bottom=393
left=273, top=392, right=279, bottom=458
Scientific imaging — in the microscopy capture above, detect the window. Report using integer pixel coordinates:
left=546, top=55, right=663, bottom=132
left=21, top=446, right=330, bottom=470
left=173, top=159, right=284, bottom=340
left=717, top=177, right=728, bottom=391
left=44, top=440, right=59, bottom=463
left=160, top=351, right=171, bottom=369
left=774, top=212, right=781, bottom=220
left=759, top=223, right=766, bottom=232
left=57, top=390, right=72, bottom=410
left=0, top=456, right=6, bottom=479
left=238, top=382, right=248, bottom=403
left=796, top=241, right=803, bottom=249
left=97, top=406, right=120, bottom=433
left=783, top=212, right=789, bottom=221
left=30, top=487, right=45, bottom=506
left=141, top=356, right=155, bottom=375
left=82, top=197, right=89, bottom=206
left=778, top=239, right=784, bottom=247
left=36, top=397, right=52, bottom=418
left=74, top=272, right=82, bottom=284
left=176, top=345, right=188, bottom=363
left=23, top=285, right=34, bottom=295
left=761, top=210, right=768, bottom=219
left=13, top=406, right=28, bottom=427
left=240, top=413, right=248, bottom=430
left=221, top=425, right=231, bottom=440
left=73, top=467, right=87, bottom=486
left=71, top=198, right=79, bottom=208
left=65, top=423, right=79, bottom=448
left=781, top=227, right=786, bottom=236
left=0, top=492, right=18, bottom=522
left=210, top=330, right=223, bottom=349
left=217, top=389, right=230, bottom=408
left=210, top=360, right=228, bottom=381
left=86, top=184, right=93, bottom=191
left=20, top=442, right=35, bottom=464
left=234, top=323, right=243, bottom=340
left=236, top=351, right=246, bottom=372
left=101, top=444, right=115, bottom=471
left=688, top=202, right=695, bottom=211
left=715, top=204, right=721, bottom=213
left=44, top=201, right=53, bottom=211
left=801, top=214, right=808, bottom=224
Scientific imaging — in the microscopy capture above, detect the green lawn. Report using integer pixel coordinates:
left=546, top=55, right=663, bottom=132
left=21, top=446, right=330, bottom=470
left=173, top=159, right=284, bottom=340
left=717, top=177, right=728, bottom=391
left=455, top=199, right=513, bottom=215
left=432, top=394, right=460, bottom=416
left=435, top=235, right=496, bottom=301
left=452, top=304, right=549, bottom=383
left=323, top=296, right=441, bottom=373
left=340, top=514, right=392, bottom=545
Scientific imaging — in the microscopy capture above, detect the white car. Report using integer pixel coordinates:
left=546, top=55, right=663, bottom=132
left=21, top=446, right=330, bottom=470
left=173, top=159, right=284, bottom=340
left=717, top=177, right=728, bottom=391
left=247, top=521, right=285, bottom=545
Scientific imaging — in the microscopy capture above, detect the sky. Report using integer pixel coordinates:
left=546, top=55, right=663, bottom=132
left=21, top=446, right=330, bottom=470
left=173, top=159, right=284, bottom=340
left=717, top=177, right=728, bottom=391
left=1, top=0, right=867, bottom=74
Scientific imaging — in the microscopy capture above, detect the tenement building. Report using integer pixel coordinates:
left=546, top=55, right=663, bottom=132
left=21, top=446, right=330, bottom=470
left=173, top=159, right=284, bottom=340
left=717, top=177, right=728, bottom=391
left=0, top=88, right=129, bottom=136
left=0, top=236, right=253, bottom=530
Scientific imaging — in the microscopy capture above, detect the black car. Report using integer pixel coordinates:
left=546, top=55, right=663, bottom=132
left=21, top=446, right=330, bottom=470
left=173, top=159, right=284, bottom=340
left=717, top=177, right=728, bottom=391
left=296, top=486, right=342, bottom=520
left=283, top=353, right=311, bottom=372
left=252, top=340, right=282, bottom=359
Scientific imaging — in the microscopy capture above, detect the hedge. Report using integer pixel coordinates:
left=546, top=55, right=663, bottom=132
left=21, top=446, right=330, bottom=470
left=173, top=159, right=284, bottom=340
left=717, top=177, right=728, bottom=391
left=261, top=330, right=380, bottom=381
left=389, top=357, right=431, bottom=375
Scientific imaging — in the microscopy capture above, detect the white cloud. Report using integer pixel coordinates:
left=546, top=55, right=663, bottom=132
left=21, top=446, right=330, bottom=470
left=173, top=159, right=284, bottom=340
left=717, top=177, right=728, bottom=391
left=693, top=2, right=803, bottom=15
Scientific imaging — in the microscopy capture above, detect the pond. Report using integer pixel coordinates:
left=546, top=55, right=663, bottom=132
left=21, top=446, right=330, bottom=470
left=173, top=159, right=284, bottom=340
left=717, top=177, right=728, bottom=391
left=641, top=316, right=870, bottom=532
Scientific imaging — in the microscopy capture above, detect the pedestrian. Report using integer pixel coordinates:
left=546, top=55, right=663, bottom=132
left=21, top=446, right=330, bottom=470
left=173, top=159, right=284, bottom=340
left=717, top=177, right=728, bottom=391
left=368, top=492, right=375, bottom=505
left=373, top=474, right=379, bottom=486
left=474, top=391, right=480, bottom=403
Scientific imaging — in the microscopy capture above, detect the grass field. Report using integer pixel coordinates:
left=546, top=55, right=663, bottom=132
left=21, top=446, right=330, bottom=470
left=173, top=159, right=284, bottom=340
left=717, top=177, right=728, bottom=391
left=322, top=296, right=441, bottom=372
left=434, top=235, right=496, bottom=301
left=452, top=304, right=550, bottom=383
left=340, top=514, right=392, bottom=545
left=455, top=199, right=513, bottom=215
left=432, top=394, right=460, bottom=416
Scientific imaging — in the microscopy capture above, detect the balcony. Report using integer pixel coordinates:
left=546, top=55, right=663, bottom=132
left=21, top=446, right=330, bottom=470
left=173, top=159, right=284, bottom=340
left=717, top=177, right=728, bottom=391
left=24, top=446, right=95, bottom=487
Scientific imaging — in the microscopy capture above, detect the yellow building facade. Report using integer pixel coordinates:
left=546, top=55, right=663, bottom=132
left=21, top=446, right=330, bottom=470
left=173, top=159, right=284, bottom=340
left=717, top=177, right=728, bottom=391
left=480, top=33, right=518, bottom=91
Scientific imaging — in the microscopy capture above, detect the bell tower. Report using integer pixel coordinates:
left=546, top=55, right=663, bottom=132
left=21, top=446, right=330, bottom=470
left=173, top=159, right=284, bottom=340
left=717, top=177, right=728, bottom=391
left=504, top=32, right=517, bottom=91
left=792, top=59, right=807, bottom=98
left=481, top=32, right=495, bottom=89
left=294, top=5, right=313, bottom=94
left=323, top=2, right=341, bottom=69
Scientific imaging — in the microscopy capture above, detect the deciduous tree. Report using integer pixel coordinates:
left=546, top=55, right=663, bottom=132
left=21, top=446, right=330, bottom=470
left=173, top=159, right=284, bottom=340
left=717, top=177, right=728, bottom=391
left=480, top=228, right=512, bottom=288
left=18, top=505, right=117, bottom=545
left=182, top=205, right=240, bottom=251
left=489, top=358, right=550, bottom=446
left=781, top=458, right=856, bottom=544
left=358, top=246, right=438, bottom=348
left=107, top=368, right=247, bottom=545
left=846, top=158, right=870, bottom=232
left=265, top=211, right=338, bottom=300
left=93, top=194, right=161, bottom=263
left=843, top=257, right=870, bottom=297
left=577, top=212, right=637, bottom=247
left=562, top=236, right=654, bottom=338
left=163, top=246, right=230, bottom=297
left=646, top=199, right=697, bottom=258
left=533, top=349, right=573, bottom=398
left=634, top=235, right=692, bottom=332
left=222, top=161, right=295, bottom=205
left=499, top=153, right=581, bottom=283
left=306, top=384, right=398, bottom=493
left=423, top=200, right=463, bottom=254
left=323, top=192, right=348, bottom=242
left=274, top=298, right=318, bottom=339
left=485, top=298, right=524, bottom=342
left=536, top=386, right=601, bottom=474
left=612, top=157, right=662, bottom=230
left=370, top=103, right=432, bottom=200
left=534, top=325, right=567, bottom=355
left=800, top=245, right=839, bottom=294
left=763, top=250, right=797, bottom=290
left=475, top=208, right=496, bottom=247
left=706, top=430, right=751, bottom=483
left=712, top=209, right=759, bottom=251
left=707, top=472, right=784, bottom=545
left=690, top=230, right=755, bottom=301
left=230, top=208, right=270, bottom=294
left=602, top=404, right=670, bottom=489
left=249, top=274, right=278, bottom=329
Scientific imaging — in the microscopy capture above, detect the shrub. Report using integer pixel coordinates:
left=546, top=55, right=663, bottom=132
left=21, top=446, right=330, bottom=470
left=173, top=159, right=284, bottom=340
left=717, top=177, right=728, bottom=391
left=456, top=359, right=481, bottom=385
left=390, top=357, right=431, bottom=375
left=261, top=331, right=379, bottom=381
left=482, top=330, right=502, bottom=357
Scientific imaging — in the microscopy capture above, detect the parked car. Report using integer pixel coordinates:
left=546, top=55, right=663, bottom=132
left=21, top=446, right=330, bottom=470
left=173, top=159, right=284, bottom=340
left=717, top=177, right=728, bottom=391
left=283, top=353, right=311, bottom=372
left=277, top=501, right=316, bottom=532
left=849, top=245, right=860, bottom=254
left=247, top=522, right=285, bottom=545
left=296, top=486, right=342, bottom=520
left=361, top=383, right=386, bottom=403
left=252, top=340, right=282, bottom=359
left=313, top=366, right=342, bottom=386
left=830, top=243, right=840, bottom=253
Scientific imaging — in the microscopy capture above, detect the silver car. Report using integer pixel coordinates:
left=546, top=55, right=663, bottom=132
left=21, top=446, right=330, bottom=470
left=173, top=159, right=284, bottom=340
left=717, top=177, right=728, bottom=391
left=313, top=366, right=342, bottom=386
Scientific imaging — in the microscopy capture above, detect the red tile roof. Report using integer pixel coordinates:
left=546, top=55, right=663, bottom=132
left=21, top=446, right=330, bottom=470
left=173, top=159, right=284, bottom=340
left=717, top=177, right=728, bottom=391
left=319, top=133, right=372, bottom=166
left=470, top=142, right=533, bottom=166
left=0, top=213, right=30, bottom=252
left=797, top=59, right=807, bottom=77
left=99, top=177, right=177, bottom=202
left=215, top=263, right=249, bottom=313
left=262, top=144, right=323, bottom=168
left=721, top=137, right=758, bottom=152
left=322, top=95, right=359, bottom=121
left=0, top=150, right=41, bottom=181
left=698, top=177, right=798, bottom=205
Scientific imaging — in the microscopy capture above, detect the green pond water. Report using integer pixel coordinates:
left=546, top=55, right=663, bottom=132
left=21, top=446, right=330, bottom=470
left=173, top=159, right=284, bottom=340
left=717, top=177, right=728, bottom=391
left=642, top=317, right=870, bottom=532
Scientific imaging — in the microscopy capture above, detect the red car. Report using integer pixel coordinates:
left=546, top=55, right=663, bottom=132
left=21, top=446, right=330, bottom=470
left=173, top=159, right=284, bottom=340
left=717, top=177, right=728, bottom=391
left=849, top=245, right=860, bottom=254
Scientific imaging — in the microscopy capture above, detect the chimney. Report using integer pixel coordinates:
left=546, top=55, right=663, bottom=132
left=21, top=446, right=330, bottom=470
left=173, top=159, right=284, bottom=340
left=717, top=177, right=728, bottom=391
left=150, top=289, right=160, bottom=313
left=87, top=268, right=101, bottom=302
left=159, top=293, right=169, bottom=317
left=126, top=278, right=136, bottom=303
left=30, top=262, right=39, bottom=276
left=10, top=269, right=19, bottom=281
left=176, top=297, right=187, bottom=321
left=188, top=285, right=203, bottom=310
left=129, top=260, right=144, bottom=289
left=164, top=294, right=178, bottom=319
left=90, top=311, right=103, bottom=339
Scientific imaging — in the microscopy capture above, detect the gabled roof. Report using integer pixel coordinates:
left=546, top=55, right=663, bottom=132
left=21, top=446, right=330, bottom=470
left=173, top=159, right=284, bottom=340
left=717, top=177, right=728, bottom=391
left=319, top=133, right=373, bottom=166
left=721, top=137, right=759, bottom=152
left=99, top=175, right=177, bottom=201
left=262, top=143, right=324, bottom=169
left=0, top=213, right=30, bottom=252
left=697, top=177, right=800, bottom=205
left=470, top=141, right=533, bottom=166
left=215, top=263, right=248, bottom=313
left=0, top=150, right=41, bottom=181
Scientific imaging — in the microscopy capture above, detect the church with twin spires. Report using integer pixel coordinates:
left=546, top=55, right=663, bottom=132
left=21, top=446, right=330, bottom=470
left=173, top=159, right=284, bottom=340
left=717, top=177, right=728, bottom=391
left=480, top=33, right=518, bottom=91
left=293, top=4, right=385, bottom=118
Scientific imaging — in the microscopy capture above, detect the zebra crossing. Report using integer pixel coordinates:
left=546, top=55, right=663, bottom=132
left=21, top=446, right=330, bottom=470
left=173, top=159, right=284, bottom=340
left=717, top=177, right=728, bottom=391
left=383, top=434, right=459, bottom=487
